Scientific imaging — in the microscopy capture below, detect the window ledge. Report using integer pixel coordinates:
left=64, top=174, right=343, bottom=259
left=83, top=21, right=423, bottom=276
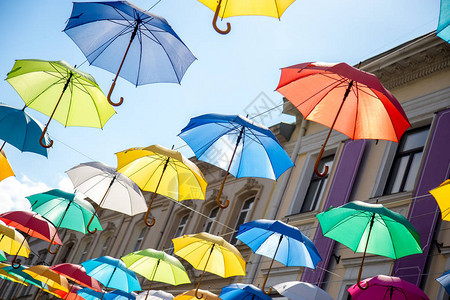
left=368, top=191, right=413, bottom=206
left=284, top=210, right=319, bottom=225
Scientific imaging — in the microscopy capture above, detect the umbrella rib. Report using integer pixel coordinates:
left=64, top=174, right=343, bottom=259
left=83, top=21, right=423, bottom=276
left=138, top=23, right=163, bottom=44
left=24, top=78, right=66, bottom=107
left=143, top=158, right=169, bottom=191
left=324, top=211, right=371, bottom=234
left=72, top=75, right=105, bottom=128
left=135, top=30, right=143, bottom=86
left=64, top=77, right=74, bottom=127
left=352, top=82, right=359, bottom=140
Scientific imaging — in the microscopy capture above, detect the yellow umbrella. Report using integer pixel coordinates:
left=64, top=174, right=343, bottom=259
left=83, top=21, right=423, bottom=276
left=0, top=150, right=14, bottom=182
left=430, top=179, right=450, bottom=221
left=0, top=224, right=30, bottom=257
left=174, top=289, right=220, bottom=300
left=23, top=265, right=69, bottom=293
left=173, top=232, right=246, bottom=299
left=198, top=0, right=296, bottom=34
left=116, top=145, right=207, bottom=227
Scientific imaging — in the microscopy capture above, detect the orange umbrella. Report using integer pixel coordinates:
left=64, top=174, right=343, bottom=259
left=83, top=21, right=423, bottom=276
left=23, top=265, right=69, bottom=295
left=276, top=62, right=410, bottom=177
left=0, top=150, right=14, bottom=182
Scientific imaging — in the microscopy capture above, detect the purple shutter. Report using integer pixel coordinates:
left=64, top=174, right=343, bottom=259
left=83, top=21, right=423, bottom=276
left=302, top=139, right=367, bottom=286
left=392, top=109, right=450, bottom=285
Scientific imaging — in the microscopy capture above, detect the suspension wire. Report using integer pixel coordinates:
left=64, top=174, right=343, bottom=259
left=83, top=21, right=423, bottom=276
left=148, top=0, right=163, bottom=11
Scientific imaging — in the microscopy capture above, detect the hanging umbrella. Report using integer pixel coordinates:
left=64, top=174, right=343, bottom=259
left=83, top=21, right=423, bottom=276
left=23, top=265, right=70, bottom=292
left=197, top=0, right=296, bottom=34
left=236, top=219, right=321, bottom=294
left=78, top=287, right=105, bottom=300
left=0, top=103, right=49, bottom=157
left=179, top=113, right=293, bottom=208
left=66, top=161, right=147, bottom=234
left=0, top=262, right=28, bottom=290
left=276, top=62, right=410, bottom=177
left=347, top=275, right=429, bottom=299
left=437, top=270, right=450, bottom=295
left=172, top=232, right=246, bottom=299
left=317, top=201, right=422, bottom=289
left=0, top=250, right=6, bottom=261
left=27, top=189, right=102, bottom=253
left=50, top=263, right=103, bottom=292
left=220, top=283, right=272, bottom=300
left=64, top=1, right=196, bottom=106
left=82, top=256, right=141, bottom=299
left=6, top=59, right=115, bottom=148
left=121, top=248, right=190, bottom=300
left=437, top=0, right=450, bottom=43
left=173, top=289, right=220, bottom=300
left=116, top=145, right=207, bottom=227
left=0, top=150, right=14, bottom=182
left=0, top=223, right=30, bottom=258
left=51, top=285, right=85, bottom=300
left=136, top=290, right=173, bottom=300
left=272, top=281, right=332, bottom=300
left=0, top=210, right=62, bottom=268
left=105, top=290, right=137, bottom=300
left=429, top=179, right=450, bottom=221
left=2, top=264, right=47, bottom=289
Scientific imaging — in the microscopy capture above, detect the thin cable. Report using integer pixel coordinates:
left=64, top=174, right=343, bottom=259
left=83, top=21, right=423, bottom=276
left=50, top=134, right=97, bottom=161
left=148, top=0, right=162, bottom=11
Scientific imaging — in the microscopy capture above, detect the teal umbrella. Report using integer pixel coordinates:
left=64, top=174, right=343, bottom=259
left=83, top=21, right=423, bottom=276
left=27, top=189, right=102, bottom=254
left=437, top=0, right=450, bottom=43
left=0, top=250, right=5, bottom=262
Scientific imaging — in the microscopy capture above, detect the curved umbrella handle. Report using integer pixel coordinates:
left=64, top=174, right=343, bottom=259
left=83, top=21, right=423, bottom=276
left=212, top=0, right=231, bottom=34
left=144, top=206, right=156, bottom=227
left=39, top=125, right=53, bottom=148
left=87, top=214, right=98, bottom=234
left=11, top=253, right=21, bottom=269
left=314, top=142, right=328, bottom=177
left=107, top=80, right=124, bottom=106
left=356, top=280, right=369, bottom=290
left=47, top=231, right=60, bottom=254
left=194, top=288, right=204, bottom=299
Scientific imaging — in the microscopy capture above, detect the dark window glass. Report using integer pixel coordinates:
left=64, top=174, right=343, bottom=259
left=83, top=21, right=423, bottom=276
left=230, top=197, right=254, bottom=245
left=204, top=207, right=219, bottom=233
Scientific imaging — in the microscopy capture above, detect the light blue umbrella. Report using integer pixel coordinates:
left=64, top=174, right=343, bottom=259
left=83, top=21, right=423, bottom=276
left=220, top=283, right=272, bottom=300
left=105, top=290, right=137, bottom=300
left=78, top=287, right=104, bottom=300
left=0, top=103, right=49, bottom=157
left=437, top=270, right=450, bottom=295
left=437, top=0, right=450, bottom=43
left=179, top=114, right=294, bottom=208
left=82, top=256, right=141, bottom=297
left=236, top=219, right=321, bottom=295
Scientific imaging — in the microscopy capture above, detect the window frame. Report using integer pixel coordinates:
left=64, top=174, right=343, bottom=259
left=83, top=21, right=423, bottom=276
left=133, top=227, right=147, bottom=252
left=230, top=197, right=255, bottom=245
left=203, top=207, right=219, bottom=234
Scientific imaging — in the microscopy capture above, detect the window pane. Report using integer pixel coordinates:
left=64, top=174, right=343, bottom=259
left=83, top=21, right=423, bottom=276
left=301, top=179, right=321, bottom=213
left=403, top=152, right=423, bottom=191
left=230, top=198, right=254, bottom=244
left=385, top=156, right=409, bottom=194
left=399, top=128, right=429, bottom=152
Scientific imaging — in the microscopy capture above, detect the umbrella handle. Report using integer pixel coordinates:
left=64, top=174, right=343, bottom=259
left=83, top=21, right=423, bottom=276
left=314, top=141, right=329, bottom=177
left=11, top=253, right=21, bottom=269
left=144, top=205, right=156, bottom=227
left=195, top=288, right=204, bottom=299
left=39, top=125, right=53, bottom=148
left=47, top=232, right=60, bottom=254
left=212, top=0, right=231, bottom=34
left=107, top=81, right=124, bottom=106
left=87, top=214, right=98, bottom=234
left=216, top=171, right=230, bottom=208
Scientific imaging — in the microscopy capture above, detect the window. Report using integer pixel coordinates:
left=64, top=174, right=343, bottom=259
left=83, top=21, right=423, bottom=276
left=37, top=249, right=48, bottom=265
left=300, top=154, right=335, bottom=213
left=384, top=126, right=429, bottom=195
left=100, top=236, right=112, bottom=256
left=59, top=243, right=74, bottom=263
left=133, top=228, right=146, bottom=252
left=174, top=214, right=189, bottom=239
left=230, top=197, right=254, bottom=245
left=203, top=207, right=219, bottom=233
left=78, top=241, right=92, bottom=264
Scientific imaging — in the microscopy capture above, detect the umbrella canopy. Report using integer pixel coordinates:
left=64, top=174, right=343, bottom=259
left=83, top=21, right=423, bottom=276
left=429, top=179, right=450, bottom=221
left=105, top=290, right=137, bottom=300
left=179, top=113, right=293, bottom=208
left=50, top=263, right=102, bottom=292
left=0, top=103, right=49, bottom=157
left=66, top=161, right=147, bottom=233
left=220, top=283, right=272, bottom=300
left=82, top=256, right=141, bottom=293
left=0, top=262, right=28, bottom=286
left=317, top=201, right=422, bottom=289
left=23, top=265, right=70, bottom=293
left=116, top=145, right=207, bottom=226
left=272, top=281, right=332, bottom=300
left=6, top=59, right=115, bottom=148
left=0, top=150, right=14, bottom=182
left=0, top=223, right=30, bottom=257
left=64, top=1, right=196, bottom=106
left=348, top=275, right=429, bottom=300
left=276, top=62, right=410, bottom=177
left=173, top=289, right=220, bottom=300
left=78, top=287, right=105, bottom=300
left=173, top=232, right=245, bottom=299
left=437, top=270, right=450, bottom=295
left=437, top=0, right=450, bottom=43
left=136, top=290, right=173, bottom=300
left=0, top=250, right=6, bottom=261
left=27, top=189, right=102, bottom=253
left=3, top=264, right=47, bottom=289
left=53, top=285, right=85, bottom=300
left=236, top=219, right=321, bottom=294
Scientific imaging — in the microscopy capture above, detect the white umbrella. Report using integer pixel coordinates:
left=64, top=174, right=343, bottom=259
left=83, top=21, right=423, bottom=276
left=273, top=281, right=332, bottom=300
left=136, top=290, right=174, bottom=300
left=66, top=161, right=147, bottom=233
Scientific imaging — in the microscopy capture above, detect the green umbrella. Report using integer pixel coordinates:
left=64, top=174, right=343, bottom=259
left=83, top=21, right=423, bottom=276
left=6, top=59, right=115, bottom=148
left=0, top=250, right=6, bottom=262
left=27, top=189, right=102, bottom=254
left=121, top=248, right=190, bottom=300
left=2, top=264, right=46, bottom=290
left=317, top=201, right=422, bottom=290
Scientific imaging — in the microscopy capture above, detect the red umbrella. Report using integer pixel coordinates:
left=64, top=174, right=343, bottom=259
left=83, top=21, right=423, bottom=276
left=52, top=285, right=86, bottom=300
left=51, top=263, right=102, bottom=292
left=276, top=62, right=410, bottom=177
left=0, top=211, right=62, bottom=268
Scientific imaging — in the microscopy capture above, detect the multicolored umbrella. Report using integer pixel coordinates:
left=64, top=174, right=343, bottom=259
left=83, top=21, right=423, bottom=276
left=50, top=263, right=102, bottom=292
left=317, top=201, right=422, bottom=289
left=272, top=281, right=332, bottom=300
left=173, top=232, right=246, bottom=299
left=27, top=189, right=102, bottom=253
left=66, top=161, right=147, bottom=234
left=6, top=59, right=115, bottom=148
left=64, top=1, right=196, bottom=106
left=0, top=103, right=49, bottom=157
left=173, top=289, right=219, bottom=300
left=437, top=270, right=450, bottom=295
left=236, top=219, right=321, bottom=294
left=437, top=0, right=450, bottom=43
left=220, top=283, right=272, bottom=300
left=179, top=114, right=293, bottom=208
left=121, top=248, right=190, bottom=300
left=23, top=265, right=70, bottom=293
left=276, top=62, right=410, bottom=177
left=116, top=145, right=207, bottom=226
left=3, top=264, right=48, bottom=298
left=0, top=150, right=14, bottom=182
left=197, top=0, right=296, bottom=34
left=429, top=179, right=450, bottom=221
left=0, top=223, right=30, bottom=258
left=347, top=275, right=429, bottom=299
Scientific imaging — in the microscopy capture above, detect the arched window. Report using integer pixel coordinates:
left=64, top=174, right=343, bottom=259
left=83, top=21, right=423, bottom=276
left=203, top=207, right=219, bottom=233
left=230, top=197, right=254, bottom=244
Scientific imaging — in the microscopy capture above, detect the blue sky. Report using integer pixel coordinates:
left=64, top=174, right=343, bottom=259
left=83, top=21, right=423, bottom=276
left=0, top=0, right=441, bottom=211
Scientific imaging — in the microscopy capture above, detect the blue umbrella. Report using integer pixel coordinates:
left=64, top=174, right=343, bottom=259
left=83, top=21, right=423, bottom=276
left=0, top=104, right=49, bottom=157
left=437, top=270, right=450, bottom=295
left=105, top=290, right=137, bottom=300
left=220, top=283, right=272, bottom=300
left=64, top=1, right=196, bottom=106
left=82, top=256, right=141, bottom=297
left=179, top=114, right=294, bottom=208
left=236, top=219, right=321, bottom=295
left=437, top=0, right=450, bottom=43
left=78, top=287, right=105, bottom=300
